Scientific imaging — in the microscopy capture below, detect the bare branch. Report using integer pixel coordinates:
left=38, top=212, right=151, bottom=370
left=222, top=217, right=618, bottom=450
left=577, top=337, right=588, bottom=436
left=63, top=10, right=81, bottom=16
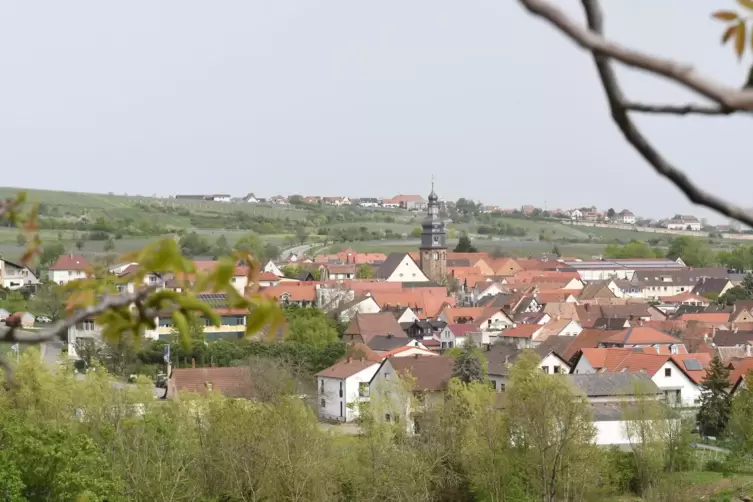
left=0, top=287, right=156, bottom=345
left=518, top=0, right=753, bottom=229
left=624, top=102, right=732, bottom=116
left=518, top=0, right=753, bottom=111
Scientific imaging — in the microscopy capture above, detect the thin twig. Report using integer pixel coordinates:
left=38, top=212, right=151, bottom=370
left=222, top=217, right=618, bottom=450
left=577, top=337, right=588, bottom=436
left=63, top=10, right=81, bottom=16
left=517, top=0, right=753, bottom=111
left=518, top=0, right=753, bottom=229
left=624, top=102, right=732, bottom=116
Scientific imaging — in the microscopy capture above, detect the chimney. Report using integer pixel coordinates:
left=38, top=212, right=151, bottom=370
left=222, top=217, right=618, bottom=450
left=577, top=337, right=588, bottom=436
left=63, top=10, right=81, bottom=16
left=747, top=344, right=752, bottom=358
left=191, top=358, right=196, bottom=369
left=347, top=356, right=352, bottom=363
left=387, top=333, right=393, bottom=339
left=414, top=353, right=420, bottom=359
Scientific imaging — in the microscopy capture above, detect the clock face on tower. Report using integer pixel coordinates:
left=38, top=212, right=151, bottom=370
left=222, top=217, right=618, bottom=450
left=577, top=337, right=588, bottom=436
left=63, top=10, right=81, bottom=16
left=433, top=236, right=439, bottom=243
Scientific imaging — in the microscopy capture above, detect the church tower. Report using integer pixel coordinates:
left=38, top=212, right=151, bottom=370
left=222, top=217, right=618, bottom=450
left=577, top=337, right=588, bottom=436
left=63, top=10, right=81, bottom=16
left=419, top=181, right=447, bottom=283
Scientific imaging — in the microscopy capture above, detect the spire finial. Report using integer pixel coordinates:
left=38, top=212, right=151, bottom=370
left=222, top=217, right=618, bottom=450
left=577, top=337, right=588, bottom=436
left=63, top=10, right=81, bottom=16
left=431, top=174, right=434, bottom=192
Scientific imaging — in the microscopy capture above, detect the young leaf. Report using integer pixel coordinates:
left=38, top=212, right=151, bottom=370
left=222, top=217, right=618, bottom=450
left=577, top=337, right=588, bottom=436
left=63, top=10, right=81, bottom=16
left=738, top=0, right=753, bottom=11
left=736, top=21, right=747, bottom=59
left=713, top=10, right=739, bottom=20
left=723, top=24, right=738, bottom=44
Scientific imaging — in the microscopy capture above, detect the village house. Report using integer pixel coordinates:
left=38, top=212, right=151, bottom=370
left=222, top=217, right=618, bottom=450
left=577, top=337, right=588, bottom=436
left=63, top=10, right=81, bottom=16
left=376, top=253, right=430, bottom=283
left=49, top=254, right=91, bottom=286
left=0, top=257, right=39, bottom=290
left=486, top=337, right=575, bottom=391
left=666, top=215, right=701, bottom=231
left=572, top=348, right=708, bottom=407
left=614, top=209, right=636, bottom=225
left=357, top=198, right=381, bottom=208
left=167, top=366, right=254, bottom=400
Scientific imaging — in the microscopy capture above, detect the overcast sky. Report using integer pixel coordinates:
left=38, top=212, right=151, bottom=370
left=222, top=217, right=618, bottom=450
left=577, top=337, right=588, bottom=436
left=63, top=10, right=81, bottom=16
left=0, top=1, right=748, bottom=222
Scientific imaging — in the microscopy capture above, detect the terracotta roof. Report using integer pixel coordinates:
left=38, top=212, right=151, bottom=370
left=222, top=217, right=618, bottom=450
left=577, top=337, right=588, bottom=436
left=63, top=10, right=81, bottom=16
left=345, top=313, right=406, bottom=344
left=447, top=323, right=479, bottom=338
left=441, top=307, right=485, bottom=323
left=662, top=293, right=710, bottom=304
left=677, top=313, right=730, bottom=324
left=315, top=358, right=379, bottom=379
left=670, top=353, right=712, bottom=384
left=536, top=291, right=577, bottom=303
left=371, top=291, right=454, bottom=319
left=168, top=367, right=253, bottom=399
left=579, top=347, right=634, bottom=370
left=535, top=318, right=577, bottom=342
left=260, top=283, right=316, bottom=302
left=500, top=324, right=541, bottom=339
left=49, top=254, right=91, bottom=271
left=342, top=342, right=382, bottom=362
left=543, top=302, right=580, bottom=322
left=387, top=355, right=455, bottom=392
left=602, top=327, right=682, bottom=346
left=257, top=272, right=280, bottom=281
left=565, top=329, right=619, bottom=360
left=728, top=357, right=753, bottom=385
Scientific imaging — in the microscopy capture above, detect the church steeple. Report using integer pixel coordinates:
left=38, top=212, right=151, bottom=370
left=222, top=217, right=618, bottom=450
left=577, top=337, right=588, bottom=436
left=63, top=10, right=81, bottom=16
left=419, top=179, right=447, bottom=283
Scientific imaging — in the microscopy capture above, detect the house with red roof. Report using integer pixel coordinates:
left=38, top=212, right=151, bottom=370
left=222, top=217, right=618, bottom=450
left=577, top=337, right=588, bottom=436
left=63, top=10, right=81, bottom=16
left=49, top=254, right=91, bottom=285
left=599, top=327, right=687, bottom=355
left=572, top=347, right=708, bottom=407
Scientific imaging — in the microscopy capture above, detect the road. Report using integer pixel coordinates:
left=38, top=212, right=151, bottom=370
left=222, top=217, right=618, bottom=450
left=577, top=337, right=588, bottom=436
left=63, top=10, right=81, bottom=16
left=279, top=243, right=317, bottom=261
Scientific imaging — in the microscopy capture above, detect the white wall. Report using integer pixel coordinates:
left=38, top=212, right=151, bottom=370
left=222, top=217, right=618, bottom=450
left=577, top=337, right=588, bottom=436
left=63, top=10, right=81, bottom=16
left=51, top=269, right=87, bottom=286
left=540, top=353, right=570, bottom=375
left=651, top=361, right=700, bottom=407
left=594, top=420, right=633, bottom=446
left=573, top=357, right=596, bottom=374
left=318, top=364, right=379, bottom=422
left=385, top=255, right=429, bottom=283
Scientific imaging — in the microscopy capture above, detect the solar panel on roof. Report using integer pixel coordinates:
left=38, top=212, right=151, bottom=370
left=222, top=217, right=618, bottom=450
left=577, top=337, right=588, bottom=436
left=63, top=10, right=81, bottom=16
left=683, top=359, right=702, bottom=371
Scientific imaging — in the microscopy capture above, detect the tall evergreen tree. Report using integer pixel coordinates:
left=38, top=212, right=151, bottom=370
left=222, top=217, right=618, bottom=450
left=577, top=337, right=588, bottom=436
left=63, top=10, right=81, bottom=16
left=452, top=340, right=484, bottom=384
left=696, top=354, right=732, bottom=437
left=454, top=233, right=478, bottom=253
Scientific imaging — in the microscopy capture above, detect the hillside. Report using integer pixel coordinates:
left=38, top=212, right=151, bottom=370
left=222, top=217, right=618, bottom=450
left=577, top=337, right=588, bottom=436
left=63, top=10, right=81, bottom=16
left=0, top=186, right=738, bottom=262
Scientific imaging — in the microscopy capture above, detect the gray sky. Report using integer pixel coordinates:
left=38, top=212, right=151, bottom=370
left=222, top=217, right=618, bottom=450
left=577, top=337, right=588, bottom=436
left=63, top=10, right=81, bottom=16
left=0, top=0, right=748, bottom=222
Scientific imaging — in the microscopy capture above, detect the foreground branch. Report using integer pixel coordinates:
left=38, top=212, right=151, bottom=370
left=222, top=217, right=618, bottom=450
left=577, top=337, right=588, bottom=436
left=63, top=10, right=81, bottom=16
left=0, top=287, right=156, bottom=345
left=519, top=0, right=753, bottom=229
left=518, top=0, right=753, bottom=112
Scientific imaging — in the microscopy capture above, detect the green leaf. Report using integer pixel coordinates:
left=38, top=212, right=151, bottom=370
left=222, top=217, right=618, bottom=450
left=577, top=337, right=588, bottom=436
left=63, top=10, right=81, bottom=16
left=172, top=310, right=190, bottom=348
left=212, top=257, right=236, bottom=289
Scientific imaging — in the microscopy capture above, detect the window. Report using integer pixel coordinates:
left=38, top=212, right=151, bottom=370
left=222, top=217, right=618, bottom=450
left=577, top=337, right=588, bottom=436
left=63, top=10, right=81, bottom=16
left=665, top=367, right=672, bottom=377
left=554, top=365, right=561, bottom=374
left=339, top=381, right=343, bottom=398
left=541, top=366, right=549, bottom=374
left=384, top=372, right=390, bottom=380
left=320, top=380, right=324, bottom=393
left=490, top=380, right=497, bottom=391
left=385, top=413, right=391, bottom=422
left=675, top=389, right=681, bottom=403
left=320, top=398, right=326, bottom=408
left=83, top=320, right=95, bottom=331
left=340, top=402, right=343, bottom=417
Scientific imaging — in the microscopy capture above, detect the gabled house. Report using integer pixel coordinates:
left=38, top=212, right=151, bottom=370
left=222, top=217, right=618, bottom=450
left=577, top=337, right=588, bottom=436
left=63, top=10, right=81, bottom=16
left=599, top=327, right=687, bottom=354
left=486, top=337, right=575, bottom=391
left=436, top=323, right=478, bottom=349
left=262, top=260, right=285, bottom=277
left=343, top=312, right=407, bottom=344
left=329, top=295, right=381, bottom=324
left=572, top=348, right=707, bottom=407
left=692, top=277, right=734, bottom=299
left=316, top=355, right=381, bottom=422
left=49, top=254, right=91, bottom=286
left=167, top=367, right=254, bottom=400
left=376, top=253, right=429, bottom=283
left=0, top=257, right=39, bottom=290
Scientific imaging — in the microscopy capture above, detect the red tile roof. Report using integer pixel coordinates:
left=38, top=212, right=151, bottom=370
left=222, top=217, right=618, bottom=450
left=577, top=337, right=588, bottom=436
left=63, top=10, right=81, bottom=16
left=500, top=324, right=541, bottom=339
left=670, top=353, right=712, bottom=384
left=602, top=327, right=683, bottom=346
left=447, top=323, right=478, bottom=337
left=388, top=355, right=455, bottom=392
left=168, top=367, right=253, bottom=399
left=315, top=358, right=379, bottom=379
left=49, top=254, right=91, bottom=271
left=677, top=313, right=730, bottom=324
left=260, top=283, right=316, bottom=302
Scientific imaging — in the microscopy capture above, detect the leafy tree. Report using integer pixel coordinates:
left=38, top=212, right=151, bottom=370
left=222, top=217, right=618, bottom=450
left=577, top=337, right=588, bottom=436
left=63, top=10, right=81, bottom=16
left=15, top=233, right=26, bottom=247
left=75, top=239, right=85, bottom=251
left=284, top=307, right=338, bottom=347
left=607, top=208, right=615, bottom=218
left=697, top=354, right=732, bottom=438
left=356, top=264, right=375, bottom=279
left=295, top=226, right=309, bottom=246
left=39, top=241, right=66, bottom=268
left=235, top=233, right=264, bottom=258
left=410, top=226, right=422, bottom=238
left=103, top=238, right=115, bottom=252
left=213, top=235, right=231, bottom=257
left=280, top=265, right=303, bottom=278
left=454, top=233, right=478, bottom=253
left=667, top=237, right=716, bottom=267
left=718, top=285, right=753, bottom=305
left=452, top=339, right=485, bottom=384
left=179, top=231, right=212, bottom=257
left=28, top=283, right=66, bottom=321
left=551, top=244, right=561, bottom=257
left=505, top=351, right=597, bottom=502
left=729, top=370, right=753, bottom=453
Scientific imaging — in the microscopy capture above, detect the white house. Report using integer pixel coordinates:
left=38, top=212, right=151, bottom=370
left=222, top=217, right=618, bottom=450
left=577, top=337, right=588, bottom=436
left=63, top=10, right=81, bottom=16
left=210, top=194, right=232, bottom=202
left=615, top=210, right=636, bottom=225
left=375, top=253, right=429, bottom=283
left=315, top=357, right=380, bottom=422
left=330, top=295, right=382, bottom=324
left=572, top=348, right=708, bottom=408
left=0, top=257, right=39, bottom=290
left=569, top=209, right=583, bottom=221
left=49, top=254, right=91, bottom=286
left=262, top=260, right=285, bottom=277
